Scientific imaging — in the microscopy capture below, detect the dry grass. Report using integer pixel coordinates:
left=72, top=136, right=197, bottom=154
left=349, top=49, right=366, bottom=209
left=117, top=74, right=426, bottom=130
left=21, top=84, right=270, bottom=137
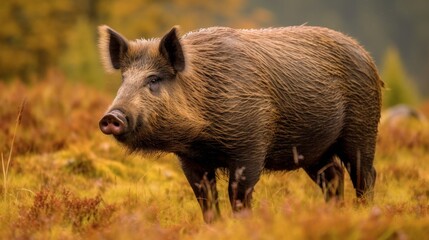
left=2, top=100, right=25, bottom=202
left=11, top=189, right=116, bottom=239
left=1, top=78, right=429, bottom=239
left=0, top=70, right=111, bottom=155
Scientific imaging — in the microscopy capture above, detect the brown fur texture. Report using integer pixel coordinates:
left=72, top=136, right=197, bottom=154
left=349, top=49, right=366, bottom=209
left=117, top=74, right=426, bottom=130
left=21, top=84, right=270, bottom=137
left=98, top=25, right=383, bottom=223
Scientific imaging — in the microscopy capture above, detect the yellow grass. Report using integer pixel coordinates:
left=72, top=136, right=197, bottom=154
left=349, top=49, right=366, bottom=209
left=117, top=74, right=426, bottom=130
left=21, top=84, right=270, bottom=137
left=1, top=76, right=429, bottom=239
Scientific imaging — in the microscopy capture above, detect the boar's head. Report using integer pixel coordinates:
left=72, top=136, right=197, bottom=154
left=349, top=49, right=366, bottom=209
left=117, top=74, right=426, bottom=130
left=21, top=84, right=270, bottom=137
left=98, top=26, right=205, bottom=153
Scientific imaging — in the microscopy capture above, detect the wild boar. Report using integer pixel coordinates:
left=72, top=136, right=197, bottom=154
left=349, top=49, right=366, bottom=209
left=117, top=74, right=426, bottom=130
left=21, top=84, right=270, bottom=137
left=98, top=25, right=383, bottom=222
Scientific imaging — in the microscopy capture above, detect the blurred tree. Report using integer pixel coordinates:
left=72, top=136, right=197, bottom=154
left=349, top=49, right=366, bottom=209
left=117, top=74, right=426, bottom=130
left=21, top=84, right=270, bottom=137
left=0, top=0, right=271, bottom=84
left=59, top=18, right=105, bottom=88
left=97, top=0, right=272, bottom=38
left=0, top=0, right=77, bottom=81
left=381, top=46, right=420, bottom=108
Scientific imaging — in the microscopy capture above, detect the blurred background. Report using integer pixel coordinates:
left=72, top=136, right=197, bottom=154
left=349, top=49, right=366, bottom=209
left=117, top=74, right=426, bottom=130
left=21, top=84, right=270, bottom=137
left=1, top=0, right=428, bottom=104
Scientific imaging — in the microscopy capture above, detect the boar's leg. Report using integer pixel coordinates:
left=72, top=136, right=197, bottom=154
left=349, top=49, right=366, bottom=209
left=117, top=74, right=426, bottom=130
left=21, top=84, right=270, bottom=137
left=228, top=165, right=261, bottom=212
left=180, top=159, right=220, bottom=223
left=304, top=155, right=345, bottom=202
left=339, top=146, right=376, bottom=203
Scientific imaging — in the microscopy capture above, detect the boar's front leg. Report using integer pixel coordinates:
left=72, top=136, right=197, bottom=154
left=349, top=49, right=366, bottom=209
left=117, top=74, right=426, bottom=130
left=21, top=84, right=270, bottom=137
left=228, top=163, right=262, bottom=213
left=180, top=159, right=220, bottom=223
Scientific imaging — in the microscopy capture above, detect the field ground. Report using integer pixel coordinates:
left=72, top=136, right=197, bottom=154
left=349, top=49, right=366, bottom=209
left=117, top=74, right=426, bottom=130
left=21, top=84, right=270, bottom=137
left=1, top=76, right=429, bottom=239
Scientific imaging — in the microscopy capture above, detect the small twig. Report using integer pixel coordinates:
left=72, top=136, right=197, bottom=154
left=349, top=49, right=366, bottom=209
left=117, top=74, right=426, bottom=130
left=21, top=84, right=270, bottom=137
left=2, top=153, right=6, bottom=198
left=19, top=188, right=36, bottom=196
left=2, top=99, right=26, bottom=200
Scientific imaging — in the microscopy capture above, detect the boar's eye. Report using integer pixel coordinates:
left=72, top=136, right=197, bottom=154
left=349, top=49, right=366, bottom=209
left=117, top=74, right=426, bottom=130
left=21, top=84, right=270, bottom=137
left=147, top=75, right=162, bottom=92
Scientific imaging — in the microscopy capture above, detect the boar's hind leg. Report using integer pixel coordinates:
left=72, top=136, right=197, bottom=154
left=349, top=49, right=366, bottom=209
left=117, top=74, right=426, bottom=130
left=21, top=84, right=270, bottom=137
left=180, top=160, right=220, bottom=223
left=304, top=154, right=345, bottom=202
left=338, top=138, right=377, bottom=203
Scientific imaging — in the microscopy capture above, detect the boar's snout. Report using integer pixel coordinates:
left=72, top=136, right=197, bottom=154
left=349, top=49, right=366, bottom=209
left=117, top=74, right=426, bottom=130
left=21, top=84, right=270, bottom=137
left=99, top=110, right=128, bottom=136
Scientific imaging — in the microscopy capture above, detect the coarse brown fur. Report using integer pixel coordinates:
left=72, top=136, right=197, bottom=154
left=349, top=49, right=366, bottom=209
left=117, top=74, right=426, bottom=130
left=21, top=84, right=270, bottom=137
left=98, top=25, right=383, bottom=223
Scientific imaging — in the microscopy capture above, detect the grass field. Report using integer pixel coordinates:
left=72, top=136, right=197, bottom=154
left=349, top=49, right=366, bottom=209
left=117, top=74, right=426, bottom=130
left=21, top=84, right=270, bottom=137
left=1, top=74, right=429, bottom=239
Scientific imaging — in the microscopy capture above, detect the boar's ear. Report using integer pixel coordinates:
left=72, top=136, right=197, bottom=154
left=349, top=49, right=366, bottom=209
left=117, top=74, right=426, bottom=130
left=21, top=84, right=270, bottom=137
left=159, top=27, right=185, bottom=72
left=98, top=25, right=129, bottom=72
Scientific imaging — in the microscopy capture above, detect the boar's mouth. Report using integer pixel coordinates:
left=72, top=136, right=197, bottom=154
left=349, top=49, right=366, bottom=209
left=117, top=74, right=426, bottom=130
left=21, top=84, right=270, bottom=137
left=100, top=110, right=163, bottom=152
left=112, top=113, right=145, bottom=148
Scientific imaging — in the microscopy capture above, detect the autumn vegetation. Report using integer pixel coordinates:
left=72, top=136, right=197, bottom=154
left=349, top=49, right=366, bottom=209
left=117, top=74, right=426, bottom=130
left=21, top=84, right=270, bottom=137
left=0, top=75, right=428, bottom=238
